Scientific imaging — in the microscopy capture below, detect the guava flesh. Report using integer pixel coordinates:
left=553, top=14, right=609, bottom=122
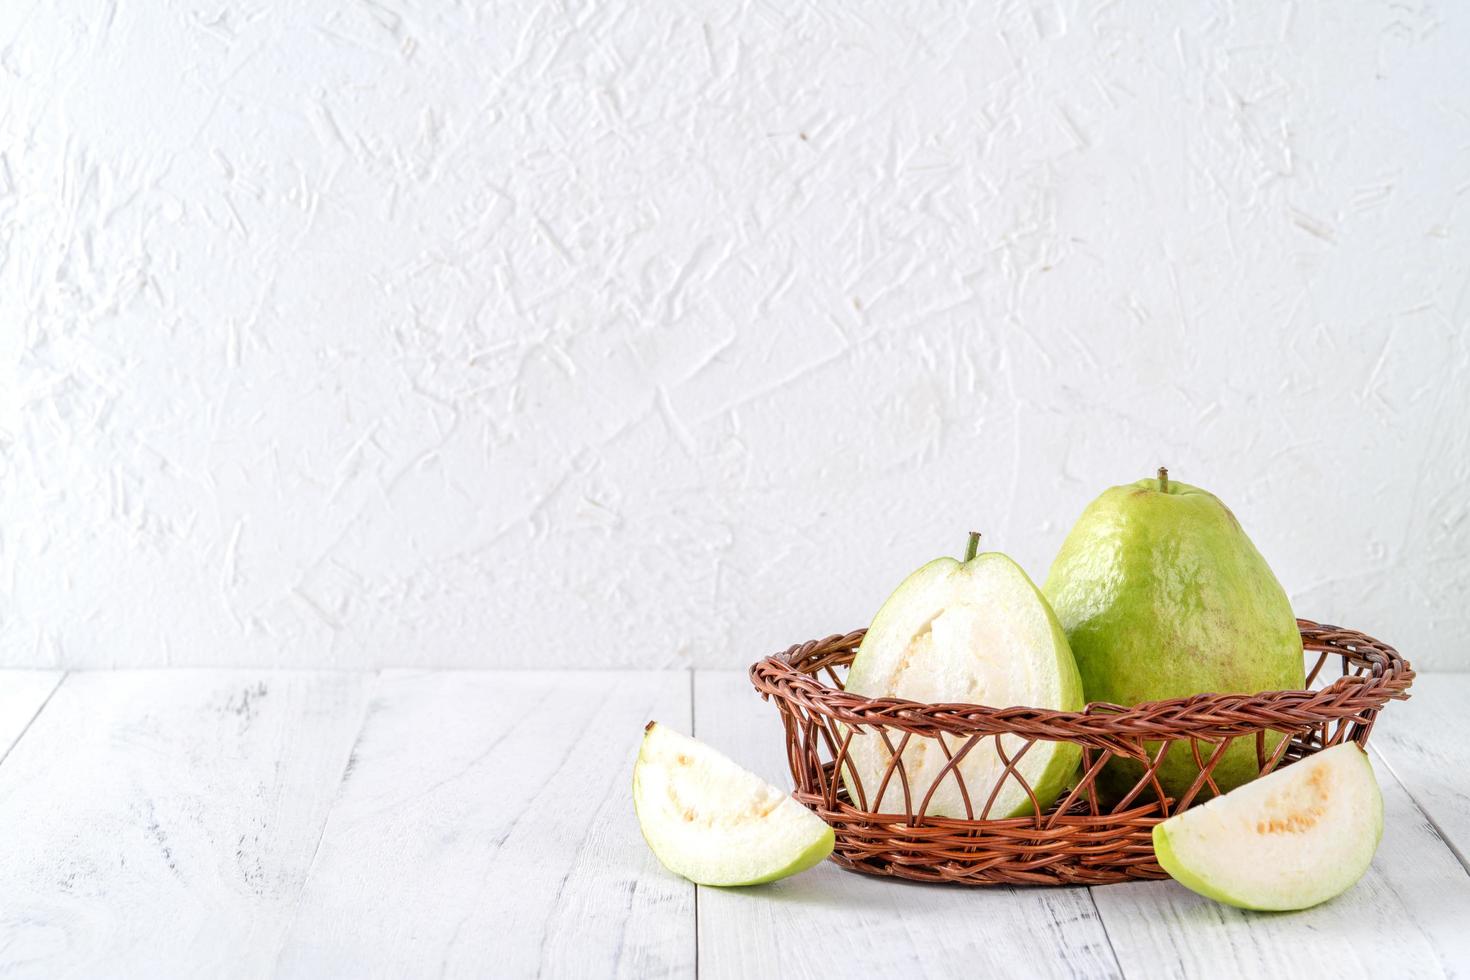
left=843, top=550, right=1083, bottom=819
left=1152, top=743, right=1383, bottom=911
left=632, top=722, right=834, bottom=886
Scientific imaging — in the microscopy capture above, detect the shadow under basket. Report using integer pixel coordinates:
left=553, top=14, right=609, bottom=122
left=749, top=620, right=1413, bottom=887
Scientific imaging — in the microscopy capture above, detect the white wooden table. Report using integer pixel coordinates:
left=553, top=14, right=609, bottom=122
left=1, top=668, right=1466, bottom=979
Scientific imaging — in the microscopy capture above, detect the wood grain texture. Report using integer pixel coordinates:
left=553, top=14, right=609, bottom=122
left=275, top=670, right=693, bottom=979
left=1371, top=673, right=1470, bottom=871
left=0, top=671, right=63, bottom=757
left=1093, top=747, right=1470, bottom=978
left=0, top=668, right=1463, bottom=978
left=0, top=670, right=374, bottom=977
left=693, top=670, right=1122, bottom=980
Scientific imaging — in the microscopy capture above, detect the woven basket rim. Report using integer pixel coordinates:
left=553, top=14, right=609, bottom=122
left=749, top=618, right=1413, bottom=742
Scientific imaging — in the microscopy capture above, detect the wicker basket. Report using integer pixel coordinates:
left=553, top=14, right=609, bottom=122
left=749, top=620, right=1412, bottom=886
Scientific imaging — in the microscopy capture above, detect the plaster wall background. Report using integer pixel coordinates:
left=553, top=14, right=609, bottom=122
left=3, top=1, right=1467, bottom=669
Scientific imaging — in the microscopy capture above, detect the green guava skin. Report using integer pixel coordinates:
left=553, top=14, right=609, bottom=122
left=1042, top=476, right=1303, bottom=804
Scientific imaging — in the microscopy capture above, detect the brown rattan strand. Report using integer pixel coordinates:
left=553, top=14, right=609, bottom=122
left=751, top=620, right=1410, bottom=743
left=748, top=619, right=1412, bottom=886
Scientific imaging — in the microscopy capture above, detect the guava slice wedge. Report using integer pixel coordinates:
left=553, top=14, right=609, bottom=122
left=843, top=540, right=1084, bottom=819
left=1152, top=742, right=1383, bottom=911
left=632, top=722, right=834, bottom=886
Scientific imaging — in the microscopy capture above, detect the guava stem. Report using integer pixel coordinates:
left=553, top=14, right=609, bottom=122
left=1157, top=466, right=1169, bottom=493
left=964, top=531, right=981, bottom=562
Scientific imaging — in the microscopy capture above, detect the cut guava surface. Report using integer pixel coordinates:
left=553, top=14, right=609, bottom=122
left=632, top=722, right=834, bottom=886
left=843, top=549, right=1083, bottom=819
left=1152, top=742, right=1383, bottom=911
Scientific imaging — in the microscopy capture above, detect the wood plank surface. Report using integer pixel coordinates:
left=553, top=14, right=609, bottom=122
left=275, top=669, right=693, bottom=979
left=692, top=670, right=1122, bottom=980
left=0, top=671, right=63, bottom=758
left=1371, top=673, right=1470, bottom=871
left=0, top=670, right=375, bottom=978
left=0, top=669, right=1464, bottom=979
left=1093, top=744, right=1470, bottom=978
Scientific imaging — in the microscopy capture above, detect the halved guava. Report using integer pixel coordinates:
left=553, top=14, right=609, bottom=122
left=632, top=722, right=834, bottom=886
left=843, top=546, right=1084, bottom=819
left=1152, top=742, right=1383, bottom=911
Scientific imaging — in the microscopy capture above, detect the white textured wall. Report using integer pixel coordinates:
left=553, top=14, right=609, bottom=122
left=3, top=1, right=1467, bottom=670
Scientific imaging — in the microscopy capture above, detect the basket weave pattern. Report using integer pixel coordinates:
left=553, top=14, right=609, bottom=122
left=749, top=620, right=1413, bottom=886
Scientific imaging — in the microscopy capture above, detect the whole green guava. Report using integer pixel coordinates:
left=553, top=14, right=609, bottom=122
left=1043, top=469, right=1303, bottom=804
